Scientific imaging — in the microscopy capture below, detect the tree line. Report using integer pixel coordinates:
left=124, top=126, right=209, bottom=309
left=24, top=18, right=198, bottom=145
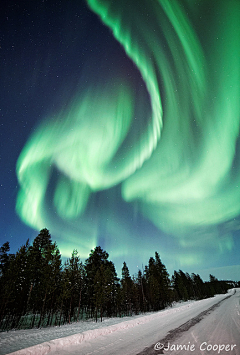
left=0, top=229, right=238, bottom=331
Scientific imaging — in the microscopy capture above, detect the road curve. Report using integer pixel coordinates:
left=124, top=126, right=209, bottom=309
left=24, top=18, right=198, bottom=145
left=141, top=289, right=240, bottom=355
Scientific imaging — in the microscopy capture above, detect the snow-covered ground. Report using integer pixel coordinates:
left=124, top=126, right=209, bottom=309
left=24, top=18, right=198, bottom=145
left=153, top=288, right=240, bottom=355
left=1, top=290, right=238, bottom=355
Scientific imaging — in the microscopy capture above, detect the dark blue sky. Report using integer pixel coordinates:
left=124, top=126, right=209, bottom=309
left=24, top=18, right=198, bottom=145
left=0, top=0, right=146, bottom=270
left=1, top=0, right=240, bottom=280
left=1, top=0, right=104, bottom=250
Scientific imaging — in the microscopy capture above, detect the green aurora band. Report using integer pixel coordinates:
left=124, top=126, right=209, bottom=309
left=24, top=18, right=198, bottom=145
left=16, top=0, right=240, bottom=269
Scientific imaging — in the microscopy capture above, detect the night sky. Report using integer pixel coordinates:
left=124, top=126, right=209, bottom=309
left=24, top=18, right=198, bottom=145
left=1, top=0, right=240, bottom=280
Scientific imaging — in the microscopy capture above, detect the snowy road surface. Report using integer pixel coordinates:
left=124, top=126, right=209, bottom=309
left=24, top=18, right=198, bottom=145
left=49, top=290, right=240, bottom=355
left=148, top=288, right=240, bottom=355
left=3, top=289, right=239, bottom=355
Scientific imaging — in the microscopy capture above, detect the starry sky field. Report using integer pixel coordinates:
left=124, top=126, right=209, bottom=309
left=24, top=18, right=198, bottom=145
left=1, top=0, right=240, bottom=280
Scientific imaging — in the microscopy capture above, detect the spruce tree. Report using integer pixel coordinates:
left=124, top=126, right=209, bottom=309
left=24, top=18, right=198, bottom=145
left=145, top=253, right=171, bottom=310
left=0, top=241, right=13, bottom=277
left=62, top=250, right=84, bottom=323
left=84, top=246, right=119, bottom=320
left=121, top=262, right=134, bottom=315
left=0, top=240, right=30, bottom=329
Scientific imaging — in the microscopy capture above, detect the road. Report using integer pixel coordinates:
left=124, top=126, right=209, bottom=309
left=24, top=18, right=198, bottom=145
left=149, top=289, right=240, bottom=355
left=50, top=290, right=240, bottom=355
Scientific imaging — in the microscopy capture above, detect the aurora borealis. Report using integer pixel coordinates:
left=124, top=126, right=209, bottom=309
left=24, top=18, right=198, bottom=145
left=1, top=0, right=240, bottom=279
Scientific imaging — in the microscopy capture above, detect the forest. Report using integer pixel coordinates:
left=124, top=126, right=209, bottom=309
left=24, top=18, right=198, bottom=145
left=0, top=229, right=238, bottom=331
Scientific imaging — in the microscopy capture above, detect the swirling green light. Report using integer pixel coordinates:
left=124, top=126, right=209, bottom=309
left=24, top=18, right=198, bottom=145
left=16, top=0, right=240, bottom=269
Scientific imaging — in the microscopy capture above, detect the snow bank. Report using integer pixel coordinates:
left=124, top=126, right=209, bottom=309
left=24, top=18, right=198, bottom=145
left=6, top=318, right=158, bottom=355
left=3, top=293, right=233, bottom=355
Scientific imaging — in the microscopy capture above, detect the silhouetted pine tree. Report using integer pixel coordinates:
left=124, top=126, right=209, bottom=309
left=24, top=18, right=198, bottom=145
left=121, top=262, right=134, bottom=316
left=154, top=252, right=171, bottom=307
left=172, top=270, right=189, bottom=301
left=191, top=273, right=206, bottom=299
left=136, top=269, right=147, bottom=313
left=84, top=246, right=119, bottom=320
left=0, top=241, right=13, bottom=277
left=0, top=241, right=30, bottom=329
left=94, top=263, right=119, bottom=321
left=23, top=228, right=62, bottom=327
left=43, top=243, right=62, bottom=327
left=144, top=253, right=171, bottom=310
left=185, top=272, right=196, bottom=299
left=61, top=250, right=84, bottom=323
